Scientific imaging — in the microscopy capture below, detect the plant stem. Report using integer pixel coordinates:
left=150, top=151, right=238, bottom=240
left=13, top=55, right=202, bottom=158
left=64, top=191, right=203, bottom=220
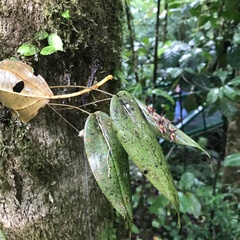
left=152, top=0, right=161, bottom=89
left=124, top=0, right=139, bottom=83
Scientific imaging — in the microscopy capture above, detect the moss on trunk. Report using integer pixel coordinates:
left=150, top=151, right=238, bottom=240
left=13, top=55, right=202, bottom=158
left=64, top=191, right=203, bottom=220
left=0, top=0, right=124, bottom=239
left=223, top=106, right=240, bottom=200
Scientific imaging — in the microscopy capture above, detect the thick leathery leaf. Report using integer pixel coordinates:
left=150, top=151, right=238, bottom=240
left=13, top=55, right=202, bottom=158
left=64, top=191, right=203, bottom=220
left=110, top=91, right=180, bottom=213
left=136, top=99, right=210, bottom=157
left=84, top=111, right=132, bottom=223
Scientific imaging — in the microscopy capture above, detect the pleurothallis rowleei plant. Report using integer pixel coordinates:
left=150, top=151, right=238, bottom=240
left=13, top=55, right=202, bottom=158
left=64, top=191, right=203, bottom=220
left=0, top=59, right=209, bottom=229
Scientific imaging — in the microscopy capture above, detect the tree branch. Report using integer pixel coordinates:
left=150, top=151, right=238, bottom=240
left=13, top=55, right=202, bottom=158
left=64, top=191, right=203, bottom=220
left=152, top=0, right=161, bottom=89
left=124, top=0, right=139, bottom=83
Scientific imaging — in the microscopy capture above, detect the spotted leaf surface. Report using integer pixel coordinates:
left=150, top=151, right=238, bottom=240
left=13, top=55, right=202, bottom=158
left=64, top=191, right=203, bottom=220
left=84, top=111, right=132, bottom=223
left=110, top=91, right=179, bottom=213
left=136, top=99, right=210, bottom=157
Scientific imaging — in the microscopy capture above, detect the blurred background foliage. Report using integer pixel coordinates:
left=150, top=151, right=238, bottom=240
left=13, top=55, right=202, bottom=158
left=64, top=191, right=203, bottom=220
left=119, top=0, right=240, bottom=239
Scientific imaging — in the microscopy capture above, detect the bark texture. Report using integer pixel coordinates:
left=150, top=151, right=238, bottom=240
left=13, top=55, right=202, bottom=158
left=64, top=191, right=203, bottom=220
left=223, top=106, right=240, bottom=200
left=0, top=0, right=123, bottom=239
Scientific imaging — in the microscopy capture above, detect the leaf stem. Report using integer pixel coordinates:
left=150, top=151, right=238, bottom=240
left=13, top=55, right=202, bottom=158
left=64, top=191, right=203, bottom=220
left=49, top=75, right=113, bottom=99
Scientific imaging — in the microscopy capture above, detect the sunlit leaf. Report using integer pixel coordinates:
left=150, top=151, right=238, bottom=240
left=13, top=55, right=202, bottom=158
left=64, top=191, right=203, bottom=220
left=207, top=88, right=220, bottom=105
left=48, top=33, right=63, bottom=51
left=221, top=85, right=237, bottom=100
left=61, top=9, right=71, bottom=19
left=17, top=44, right=38, bottom=56
left=223, top=153, right=240, bottom=166
left=40, top=46, right=58, bottom=55
left=228, top=76, right=240, bottom=86
left=141, top=36, right=149, bottom=45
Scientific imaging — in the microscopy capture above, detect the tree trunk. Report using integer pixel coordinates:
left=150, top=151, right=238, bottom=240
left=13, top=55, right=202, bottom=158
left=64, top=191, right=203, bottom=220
left=223, top=106, right=240, bottom=200
left=0, top=0, right=123, bottom=239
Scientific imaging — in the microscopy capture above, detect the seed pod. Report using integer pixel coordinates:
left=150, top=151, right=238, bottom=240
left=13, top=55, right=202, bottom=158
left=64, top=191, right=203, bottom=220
left=136, top=98, right=210, bottom=157
left=110, top=91, right=179, bottom=212
left=84, top=111, right=132, bottom=223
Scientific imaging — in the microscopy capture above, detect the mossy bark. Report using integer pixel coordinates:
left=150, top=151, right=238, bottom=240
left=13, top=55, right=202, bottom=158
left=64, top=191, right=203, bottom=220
left=223, top=106, right=240, bottom=200
left=0, top=0, right=124, bottom=239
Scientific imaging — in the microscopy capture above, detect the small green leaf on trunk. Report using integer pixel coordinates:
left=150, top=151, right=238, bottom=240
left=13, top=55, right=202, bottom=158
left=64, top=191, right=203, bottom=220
left=17, top=44, right=38, bottom=56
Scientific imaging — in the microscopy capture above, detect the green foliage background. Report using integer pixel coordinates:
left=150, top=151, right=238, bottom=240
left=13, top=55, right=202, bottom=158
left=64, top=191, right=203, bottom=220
left=121, top=0, right=240, bottom=239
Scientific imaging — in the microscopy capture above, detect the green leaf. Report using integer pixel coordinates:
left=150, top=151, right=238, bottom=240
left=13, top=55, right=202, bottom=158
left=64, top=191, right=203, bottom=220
left=126, top=83, right=143, bottom=96
left=61, top=9, right=71, bottom=19
left=222, top=10, right=240, bottom=21
left=221, top=85, right=237, bottom=100
left=178, top=192, right=191, bottom=213
left=0, top=230, right=6, bottom=240
left=148, top=88, right=175, bottom=104
left=198, top=15, right=210, bottom=26
left=228, top=45, right=240, bottom=70
left=178, top=191, right=201, bottom=217
left=152, top=219, right=161, bottom=228
left=149, top=195, right=169, bottom=214
left=223, top=153, right=240, bottom=166
left=228, top=76, right=240, bottom=86
left=207, top=88, right=220, bottom=105
left=166, top=67, right=183, bottom=78
left=110, top=91, right=180, bottom=214
left=214, top=69, right=228, bottom=83
left=219, top=98, right=238, bottom=118
left=185, top=192, right=201, bottom=218
left=210, top=18, right=219, bottom=29
left=131, top=224, right=140, bottom=234
left=141, top=36, right=149, bottom=45
left=40, top=46, right=57, bottom=55
left=114, top=69, right=129, bottom=84
left=34, top=30, right=49, bottom=40
left=189, top=4, right=201, bottom=17
left=179, top=172, right=195, bottom=190
left=17, top=44, right=38, bottom=56
left=135, top=99, right=210, bottom=157
left=84, top=111, right=132, bottom=223
left=48, top=33, right=63, bottom=51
